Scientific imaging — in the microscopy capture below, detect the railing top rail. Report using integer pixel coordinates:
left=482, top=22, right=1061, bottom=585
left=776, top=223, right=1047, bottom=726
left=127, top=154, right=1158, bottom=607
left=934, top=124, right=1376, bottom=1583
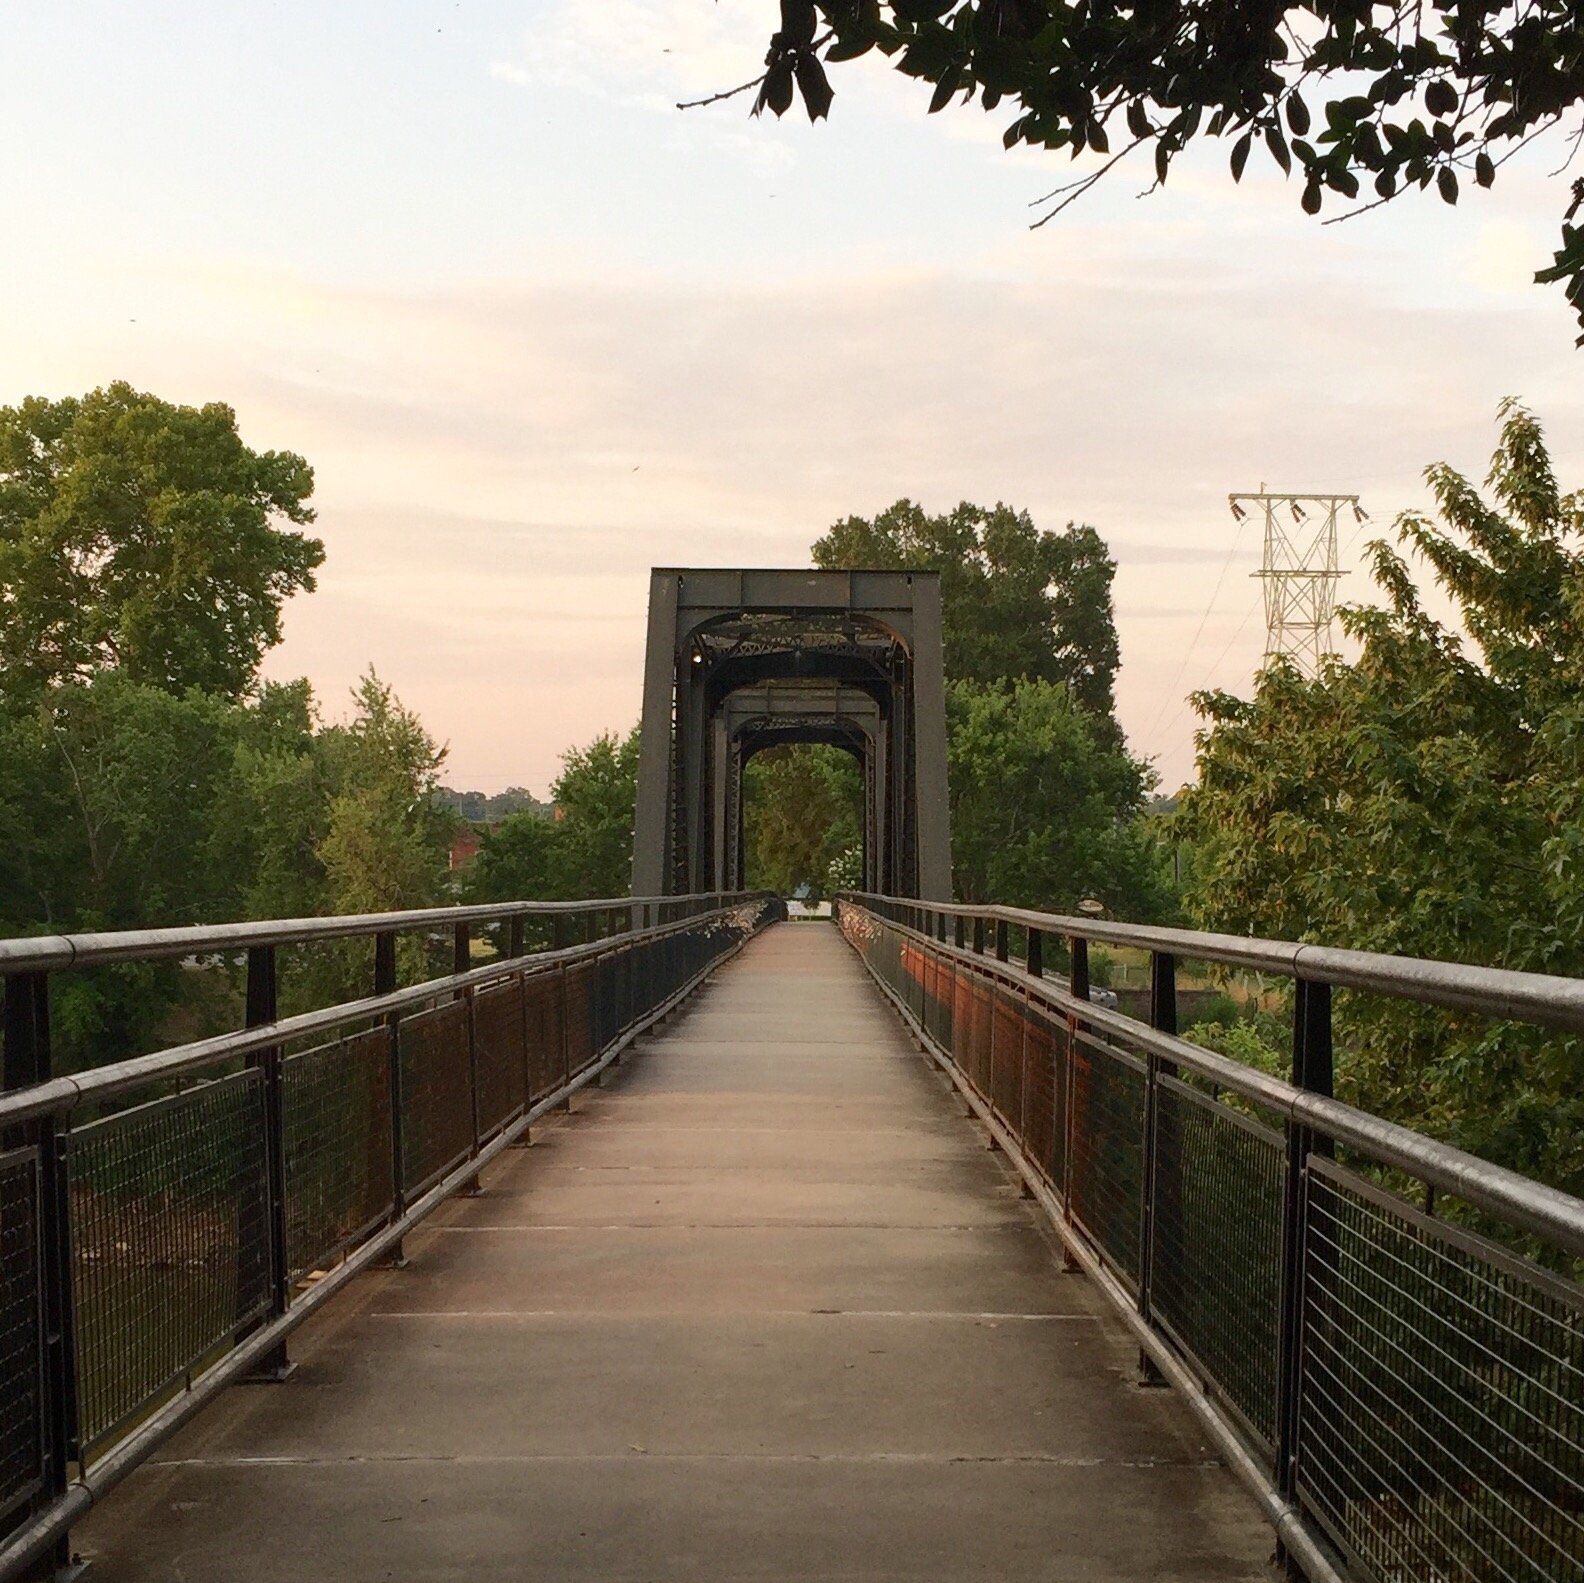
left=841, top=897, right=1584, bottom=1257
left=0, top=900, right=761, bottom=1127
left=843, top=892, right=1584, bottom=1033
left=0, top=891, right=762, bottom=975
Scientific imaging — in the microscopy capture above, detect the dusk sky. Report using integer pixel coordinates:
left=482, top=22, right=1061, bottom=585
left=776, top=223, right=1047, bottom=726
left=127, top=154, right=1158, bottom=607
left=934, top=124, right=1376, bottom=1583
left=4, top=1, right=1580, bottom=795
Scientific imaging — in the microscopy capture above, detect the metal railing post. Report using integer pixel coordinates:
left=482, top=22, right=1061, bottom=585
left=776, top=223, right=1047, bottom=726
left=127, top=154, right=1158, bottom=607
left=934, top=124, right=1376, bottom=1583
left=994, top=919, right=1009, bottom=964
left=558, top=961, right=573, bottom=1109
left=244, top=945, right=293, bottom=1380
left=972, top=917, right=984, bottom=955
left=4, top=971, right=83, bottom=1578
left=1061, top=937, right=1090, bottom=1250
left=1027, top=928, right=1043, bottom=981
left=1137, top=950, right=1177, bottom=1379
left=374, top=931, right=406, bottom=1266
left=38, top=1113, right=81, bottom=1580
left=461, top=981, right=483, bottom=1194
left=508, top=915, right=525, bottom=960
left=1, top=970, right=49, bottom=1098
left=1069, top=937, right=1090, bottom=1002
left=954, top=914, right=965, bottom=949
left=1276, top=978, right=1334, bottom=1570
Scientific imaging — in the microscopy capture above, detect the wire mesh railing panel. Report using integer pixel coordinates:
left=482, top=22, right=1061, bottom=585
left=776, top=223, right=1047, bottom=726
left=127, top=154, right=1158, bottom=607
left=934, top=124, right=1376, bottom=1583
left=0, top=1147, right=43, bottom=1524
left=67, top=1071, right=271, bottom=1454
left=1021, top=1006, right=1061, bottom=1188
left=1068, top=1029, right=1146, bottom=1290
left=524, top=972, right=565, bottom=1103
left=951, top=970, right=973, bottom=1088
left=282, top=1027, right=394, bottom=1281
left=473, top=977, right=528, bottom=1139
left=930, top=953, right=955, bottom=1048
left=991, top=987, right=1025, bottom=1134
left=1149, top=1075, right=1284, bottom=1450
left=564, top=963, right=596, bottom=1079
left=965, top=977, right=993, bottom=1099
left=1300, top=1158, right=1584, bottom=1583
left=589, top=952, right=620, bottom=1054
left=397, top=1000, right=472, bottom=1197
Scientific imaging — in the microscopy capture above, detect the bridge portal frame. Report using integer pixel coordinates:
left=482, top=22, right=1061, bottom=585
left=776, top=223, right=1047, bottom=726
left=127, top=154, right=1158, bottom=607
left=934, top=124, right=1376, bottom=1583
left=631, top=569, right=952, bottom=900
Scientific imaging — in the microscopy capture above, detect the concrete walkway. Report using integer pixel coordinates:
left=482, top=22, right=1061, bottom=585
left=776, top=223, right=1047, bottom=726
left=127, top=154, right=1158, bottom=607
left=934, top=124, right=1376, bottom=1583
left=79, top=923, right=1275, bottom=1581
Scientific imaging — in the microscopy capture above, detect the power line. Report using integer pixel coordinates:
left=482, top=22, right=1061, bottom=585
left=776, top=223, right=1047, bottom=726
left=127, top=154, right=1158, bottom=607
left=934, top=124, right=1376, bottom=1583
left=1143, top=506, right=1251, bottom=746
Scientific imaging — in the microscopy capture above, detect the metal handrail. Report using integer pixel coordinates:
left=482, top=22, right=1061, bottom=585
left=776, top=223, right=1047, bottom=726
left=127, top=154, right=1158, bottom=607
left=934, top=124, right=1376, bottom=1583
left=0, top=892, right=783, bottom=1581
left=836, top=894, right=1584, bottom=1583
left=842, top=892, right=1584, bottom=1032
left=0, top=905, right=756, bottom=1127
left=0, top=892, right=753, bottom=974
left=859, top=904, right=1584, bottom=1258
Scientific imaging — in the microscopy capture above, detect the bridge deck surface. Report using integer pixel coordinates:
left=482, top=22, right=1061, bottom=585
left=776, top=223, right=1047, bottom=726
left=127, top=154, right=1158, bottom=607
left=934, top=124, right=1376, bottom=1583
left=80, top=922, right=1274, bottom=1581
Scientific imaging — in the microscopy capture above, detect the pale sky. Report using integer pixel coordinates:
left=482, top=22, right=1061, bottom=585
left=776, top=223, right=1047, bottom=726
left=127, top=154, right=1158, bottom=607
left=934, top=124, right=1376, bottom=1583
left=3, top=2, right=1580, bottom=795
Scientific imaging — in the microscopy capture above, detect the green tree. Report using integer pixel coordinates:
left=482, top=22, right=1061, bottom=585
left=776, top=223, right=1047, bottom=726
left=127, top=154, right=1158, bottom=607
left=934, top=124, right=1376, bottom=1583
left=463, top=810, right=558, bottom=905
left=738, top=2, right=1584, bottom=341
left=547, top=727, right=642, bottom=898
left=948, top=676, right=1166, bottom=915
left=1182, top=399, right=1584, bottom=1188
left=316, top=671, right=455, bottom=916
left=812, top=499, right=1120, bottom=718
left=0, top=382, right=321, bottom=703
left=0, top=673, right=257, bottom=934
left=743, top=745, right=863, bottom=897
left=0, top=672, right=333, bottom=1068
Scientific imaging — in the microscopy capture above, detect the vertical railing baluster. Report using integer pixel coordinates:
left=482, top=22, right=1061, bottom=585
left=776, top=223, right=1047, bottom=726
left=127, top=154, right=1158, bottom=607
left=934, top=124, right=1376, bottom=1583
left=1027, top=927, right=1043, bottom=982
left=244, top=945, right=292, bottom=1380
left=1276, top=977, right=1333, bottom=1573
left=994, top=919, right=1009, bottom=964
left=972, top=916, right=984, bottom=956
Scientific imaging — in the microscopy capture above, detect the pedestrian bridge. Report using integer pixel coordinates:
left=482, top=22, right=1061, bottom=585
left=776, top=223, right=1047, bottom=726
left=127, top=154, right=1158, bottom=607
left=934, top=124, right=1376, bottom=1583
left=2, top=894, right=1583, bottom=1583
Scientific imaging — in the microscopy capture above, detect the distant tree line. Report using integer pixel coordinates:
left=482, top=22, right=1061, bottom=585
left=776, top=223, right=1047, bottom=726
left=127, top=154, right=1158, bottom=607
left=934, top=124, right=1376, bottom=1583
left=436, top=786, right=552, bottom=821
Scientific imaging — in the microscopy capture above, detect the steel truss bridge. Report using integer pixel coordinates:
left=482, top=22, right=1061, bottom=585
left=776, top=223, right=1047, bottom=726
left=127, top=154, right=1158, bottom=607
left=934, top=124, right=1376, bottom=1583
left=1, top=571, right=1582, bottom=1583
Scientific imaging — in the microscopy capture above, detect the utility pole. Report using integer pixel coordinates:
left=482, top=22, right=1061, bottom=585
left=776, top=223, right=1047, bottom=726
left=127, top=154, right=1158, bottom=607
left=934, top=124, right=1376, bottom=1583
left=1229, top=490, right=1364, bottom=676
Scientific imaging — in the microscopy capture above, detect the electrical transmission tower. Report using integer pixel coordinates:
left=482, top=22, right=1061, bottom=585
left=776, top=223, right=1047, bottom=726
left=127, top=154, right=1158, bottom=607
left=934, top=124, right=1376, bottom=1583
left=1229, top=490, right=1364, bottom=675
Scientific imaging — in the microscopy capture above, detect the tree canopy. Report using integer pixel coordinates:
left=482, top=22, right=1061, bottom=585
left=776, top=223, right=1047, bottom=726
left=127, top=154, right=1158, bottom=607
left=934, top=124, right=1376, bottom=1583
left=812, top=499, right=1121, bottom=720
left=742, top=744, right=863, bottom=897
left=949, top=676, right=1166, bottom=913
left=1181, top=399, right=1584, bottom=1186
left=464, top=727, right=642, bottom=907
left=0, top=382, right=321, bottom=702
left=736, top=1, right=1584, bottom=341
